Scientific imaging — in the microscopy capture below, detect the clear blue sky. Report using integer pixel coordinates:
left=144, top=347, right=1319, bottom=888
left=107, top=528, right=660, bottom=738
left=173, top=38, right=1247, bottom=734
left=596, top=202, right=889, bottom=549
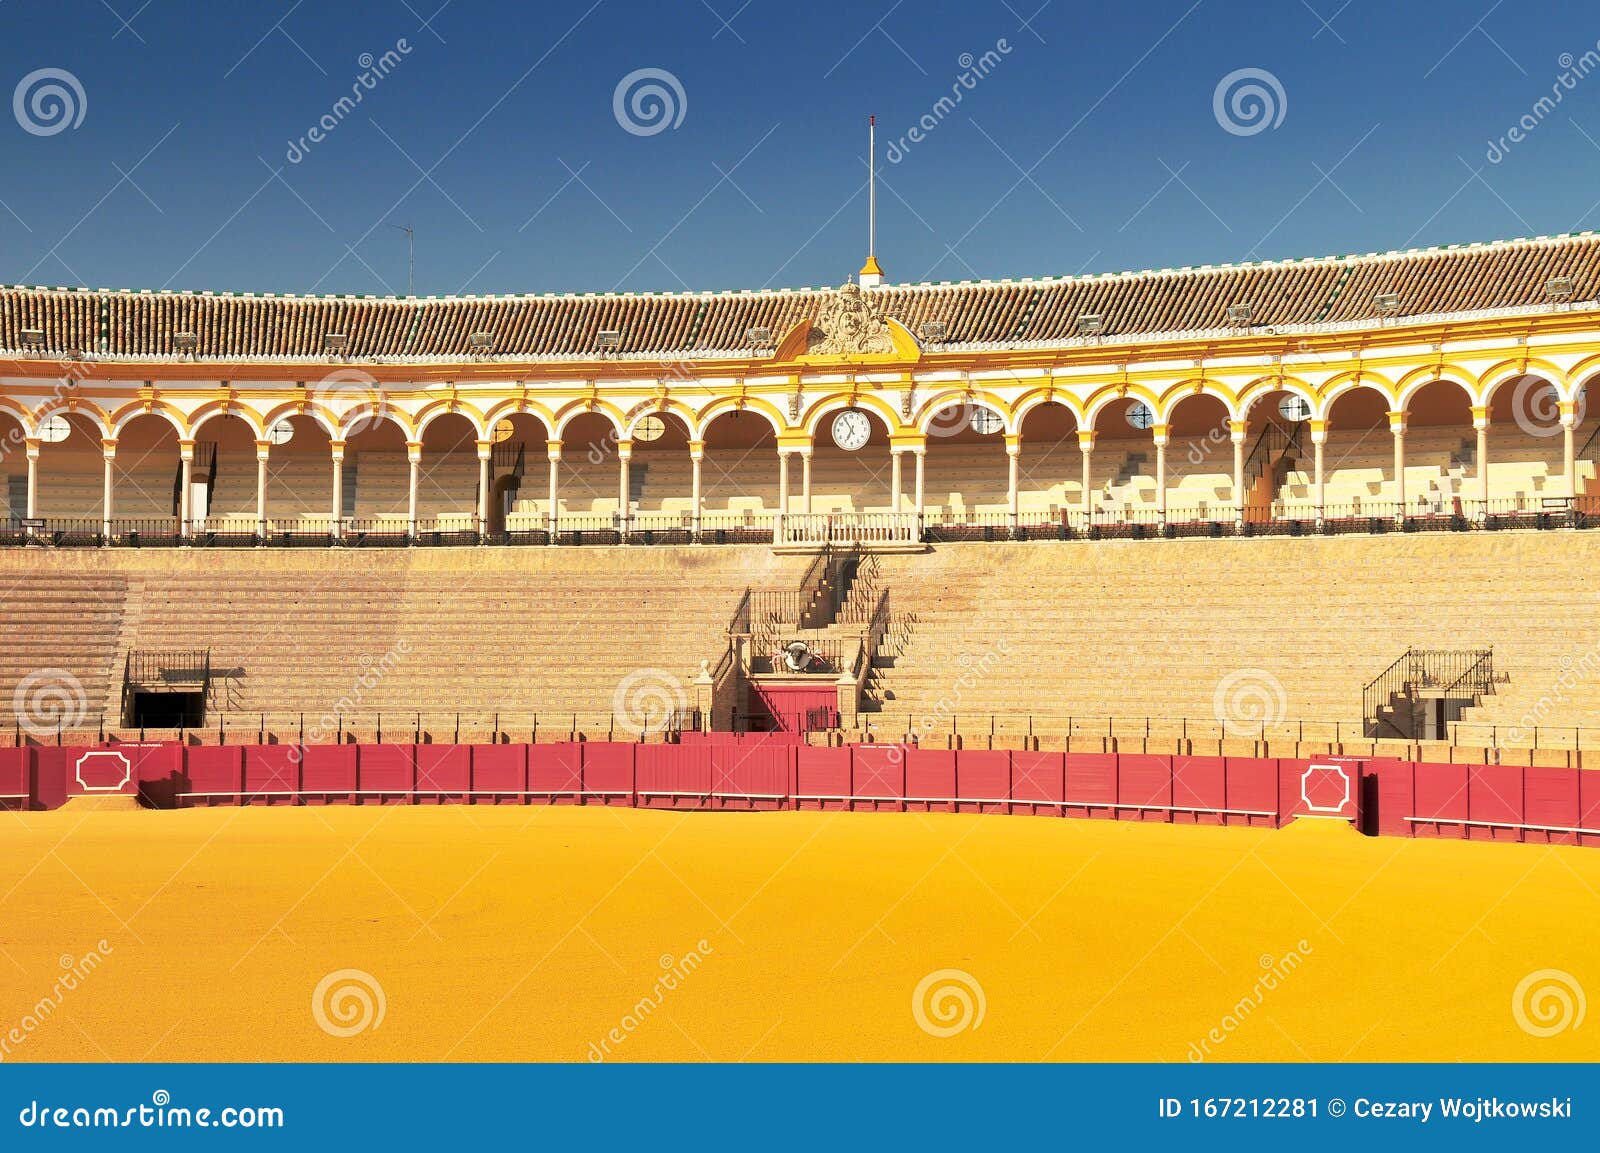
left=2, top=0, right=1598, bottom=296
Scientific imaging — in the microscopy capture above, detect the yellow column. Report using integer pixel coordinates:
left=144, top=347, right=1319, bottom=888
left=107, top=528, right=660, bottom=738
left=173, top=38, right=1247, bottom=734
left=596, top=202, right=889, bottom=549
left=1388, top=410, right=1407, bottom=519
left=100, top=439, right=116, bottom=542
left=328, top=440, right=345, bottom=540
left=1229, top=419, right=1248, bottom=526
left=406, top=441, right=422, bottom=537
left=1561, top=400, right=1579, bottom=499
left=546, top=440, right=561, bottom=540
left=255, top=440, right=271, bottom=539
left=1470, top=405, right=1490, bottom=515
left=1151, top=423, right=1169, bottom=520
left=1004, top=433, right=1021, bottom=531
left=617, top=439, right=633, bottom=538
left=688, top=438, right=704, bottom=539
left=476, top=439, right=493, bottom=538
left=913, top=447, right=925, bottom=521
left=890, top=448, right=903, bottom=512
left=178, top=439, right=195, bottom=538
left=1078, top=429, right=1096, bottom=523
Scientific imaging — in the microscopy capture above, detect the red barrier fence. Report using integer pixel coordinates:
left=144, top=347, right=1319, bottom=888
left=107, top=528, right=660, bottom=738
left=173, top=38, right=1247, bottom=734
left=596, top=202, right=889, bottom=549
left=7, top=740, right=1598, bottom=848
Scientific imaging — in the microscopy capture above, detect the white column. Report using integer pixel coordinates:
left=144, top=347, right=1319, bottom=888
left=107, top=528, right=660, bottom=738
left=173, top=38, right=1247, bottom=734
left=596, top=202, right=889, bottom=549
left=406, top=441, right=421, bottom=537
left=1310, top=421, right=1327, bottom=519
left=912, top=447, right=925, bottom=521
left=178, top=439, right=195, bottom=538
left=101, top=441, right=115, bottom=541
left=1388, top=411, right=1407, bottom=520
left=25, top=440, right=39, bottom=519
left=1561, top=402, right=1578, bottom=499
left=476, top=439, right=492, bottom=538
left=775, top=449, right=790, bottom=545
left=689, top=439, right=704, bottom=539
left=1229, top=420, right=1247, bottom=527
left=800, top=449, right=813, bottom=514
left=617, top=439, right=632, bottom=539
left=546, top=440, right=561, bottom=540
left=890, top=448, right=903, bottom=512
left=329, top=440, right=345, bottom=541
left=1078, top=430, right=1095, bottom=524
left=1152, top=424, right=1168, bottom=521
left=255, top=440, right=270, bottom=539
left=1471, top=406, right=1489, bottom=516
left=1004, top=435, right=1020, bottom=532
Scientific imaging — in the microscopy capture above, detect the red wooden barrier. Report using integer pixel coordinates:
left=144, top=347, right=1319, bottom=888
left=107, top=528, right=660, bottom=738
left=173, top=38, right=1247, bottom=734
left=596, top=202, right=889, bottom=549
left=795, top=746, right=850, bottom=809
left=530, top=742, right=584, bottom=802
left=471, top=744, right=528, bottom=802
left=414, top=744, right=469, bottom=803
left=0, top=747, right=31, bottom=810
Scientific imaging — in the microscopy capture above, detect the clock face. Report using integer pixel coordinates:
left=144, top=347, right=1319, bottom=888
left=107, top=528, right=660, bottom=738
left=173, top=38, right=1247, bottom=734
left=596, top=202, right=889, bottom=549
left=831, top=409, right=871, bottom=452
left=268, top=419, right=295, bottom=445
left=1278, top=395, right=1311, bottom=422
left=1125, top=402, right=1155, bottom=431
left=633, top=415, right=666, bottom=442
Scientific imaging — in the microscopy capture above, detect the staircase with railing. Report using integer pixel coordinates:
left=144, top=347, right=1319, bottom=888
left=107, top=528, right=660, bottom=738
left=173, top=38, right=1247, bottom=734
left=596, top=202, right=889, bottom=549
left=1362, top=647, right=1496, bottom=739
left=1242, top=419, right=1303, bottom=515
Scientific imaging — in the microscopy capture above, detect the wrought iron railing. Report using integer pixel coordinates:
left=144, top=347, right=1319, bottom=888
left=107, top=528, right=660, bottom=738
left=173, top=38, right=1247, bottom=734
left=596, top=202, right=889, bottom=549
left=1362, top=648, right=1494, bottom=739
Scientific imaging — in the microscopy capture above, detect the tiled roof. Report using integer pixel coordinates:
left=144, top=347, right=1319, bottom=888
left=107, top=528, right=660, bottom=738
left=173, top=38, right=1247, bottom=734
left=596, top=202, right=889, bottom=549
left=1, top=233, right=1595, bottom=361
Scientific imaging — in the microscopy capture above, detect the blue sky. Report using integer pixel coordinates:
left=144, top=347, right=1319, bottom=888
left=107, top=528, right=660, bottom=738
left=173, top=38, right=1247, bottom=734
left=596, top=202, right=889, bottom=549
left=2, top=0, right=1599, bottom=295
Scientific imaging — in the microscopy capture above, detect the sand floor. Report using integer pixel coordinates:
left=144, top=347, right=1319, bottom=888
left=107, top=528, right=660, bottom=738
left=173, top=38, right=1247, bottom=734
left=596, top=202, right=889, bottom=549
left=0, top=805, right=1596, bottom=1062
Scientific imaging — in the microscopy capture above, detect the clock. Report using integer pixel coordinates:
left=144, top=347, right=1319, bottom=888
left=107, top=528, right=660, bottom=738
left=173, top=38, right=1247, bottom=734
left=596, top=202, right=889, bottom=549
left=1125, top=402, right=1155, bottom=431
left=1278, top=395, right=1311, bottom=421
left=267, top=419, right=295, bottom=445
left=633, top=414, right=666, bottom=442
left=969, top=406, right=1004, bottom=435
left=831, top=409, right=871, bottom=451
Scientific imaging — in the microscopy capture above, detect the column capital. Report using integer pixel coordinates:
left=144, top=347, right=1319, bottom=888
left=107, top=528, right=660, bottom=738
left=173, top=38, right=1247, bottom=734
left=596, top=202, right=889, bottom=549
left=1387, top=410, right=1408, bottom=435
left=687, top=439, right=705, bottom=462
left=616, top=438, right=633, bottom=460
left=476, top=439, right=494, bottom=460
left=546, top=439, right=563, bottom=462
left=1003, top=432, right=1022, bottom=454
left=1228, top=419, right=1249, bottom=444
left=178, top=438, right=196, bottom=462
left=255, top=439, right=273, bottom=461
left=406, top=441, right=423, bottom=463
left=100, top=438, right=118, bottom=460
left=1470, top=404, right=1490, bottom=430
left=24, top=437, right=41, bottom=459
left=1150, top=422, right=1170, bottom=448
left=1077, top=429, right=1097, bottom=451
left=329, top=439, right=346, bottom=462
left=1559, top=401, right=1579, bottom=429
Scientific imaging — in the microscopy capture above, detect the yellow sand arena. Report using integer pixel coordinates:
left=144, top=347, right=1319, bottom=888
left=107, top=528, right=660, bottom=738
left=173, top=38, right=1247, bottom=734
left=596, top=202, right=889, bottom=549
left=1, top=806, right=1596, bottom=1062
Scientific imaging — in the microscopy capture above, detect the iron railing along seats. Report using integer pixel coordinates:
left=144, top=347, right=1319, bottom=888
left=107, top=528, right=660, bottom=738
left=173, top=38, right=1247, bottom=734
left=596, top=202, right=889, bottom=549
left=1362, top=648, right=1493, bottom=738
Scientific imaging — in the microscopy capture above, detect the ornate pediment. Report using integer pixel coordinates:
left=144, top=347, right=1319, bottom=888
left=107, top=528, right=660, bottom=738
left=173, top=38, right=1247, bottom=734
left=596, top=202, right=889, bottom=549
left=806, top=282, right=895, bottom=356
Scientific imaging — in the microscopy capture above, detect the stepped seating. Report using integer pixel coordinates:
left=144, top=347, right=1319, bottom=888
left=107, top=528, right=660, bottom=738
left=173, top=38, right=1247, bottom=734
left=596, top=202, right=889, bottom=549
left=866, top=534, right=1600, bottom=741
left=0, top=574, right=128, bottom=735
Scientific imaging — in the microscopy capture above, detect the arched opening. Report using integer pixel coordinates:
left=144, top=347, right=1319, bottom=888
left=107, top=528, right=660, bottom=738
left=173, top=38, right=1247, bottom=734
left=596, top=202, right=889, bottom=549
left=192, top=413, right=259, bottom=531
left=113, top=413, right=181, bottom=526
left=1088, top=397, right=1157, bottom=520
left=808, top=405, right=894, bottom=513
left=416, top=413, right=480, bottom=531
left=265, top=414, right=332, bottom=528
left=1322, top=386, right=1393, bottom=516
left=1402, top=380, right=1474, bottom=516
left=488, top=412, right=550, bottom=536
left=343, top=417, right=411, bottom=528
left=1487, top=374, right=1571, bottom=506
left=701, top=409, right=777, bottom=535
left=556, top=411, right=627, bottom=529
left=0, top=411, right=29, bottom=523
left=921, top=401, right=1008, bottom=532
left=1015, top=401, right=1081, bottom=525
left=1162, top=393, right=1233, bottom=520
left=1240, top=388, right=1314, bottom=516
left=624, top=410, right=693, bottom=530
left=1575, top=374, right=1598, bottom=499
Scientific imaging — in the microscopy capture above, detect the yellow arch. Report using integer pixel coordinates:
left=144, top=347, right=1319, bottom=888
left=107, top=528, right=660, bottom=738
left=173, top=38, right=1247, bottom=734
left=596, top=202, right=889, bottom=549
left=1235, top=375, right=1318, bottom=420
left=1012, top=387, right=1087, bottom=430
left=695, top=395, right=786, bottom=439
left=480, top=398, right=558, bottom=438
left=621, top=397, right=698, bottom=440
left=33, top=397, right=111, bottom=439
left=108, top=400, right=185, bottom=438
left=552, top=399, right=627, bottom=438
left=1320, top=372, right=1400, bottom=418
left=258, top=403, right=339, bottom=441
left=414, top=400, right=486, bottom=438
left=1391, top=365, right=1473, bottom=410
left=189, top=403, right=266, bottom=438
left=1563, top=353, right=1600, bottom=398
left=912, top=389, right=1013, bottom=434
left=1083, top=382, right=1161, bottom=430
left=1478, top=357, right=1568, bottom=405
left=800, top=392, right=902, bottom=438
